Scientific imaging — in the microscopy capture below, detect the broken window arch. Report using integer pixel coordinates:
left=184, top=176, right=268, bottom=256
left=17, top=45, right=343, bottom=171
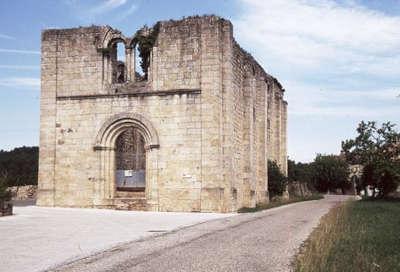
left=100, top=26, right=159, bottom=87
left=105, top=39, right=149, bottom=85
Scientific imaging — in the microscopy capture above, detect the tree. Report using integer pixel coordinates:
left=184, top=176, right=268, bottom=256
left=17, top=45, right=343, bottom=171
left=312, top=154, right=350, bottom=193
left=0, top=146, right=38, bottom=187
left=287, top=159, right=316, bottom=196
left=288, top=159, right=315, bottom=186
left=268, top=160, right=288, bottom=198
left=342, top=121, right=400, bottom=198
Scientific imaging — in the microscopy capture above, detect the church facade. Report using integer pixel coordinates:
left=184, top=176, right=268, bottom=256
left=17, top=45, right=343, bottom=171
left=38, top=16, right=287, bottom=212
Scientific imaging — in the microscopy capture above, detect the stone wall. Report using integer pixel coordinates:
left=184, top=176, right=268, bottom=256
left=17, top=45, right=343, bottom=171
left=10, top=185, right=37, bottom=200
left=288, top=182, right=312, bottom=198
left=38, top=15, right=288, bottom=212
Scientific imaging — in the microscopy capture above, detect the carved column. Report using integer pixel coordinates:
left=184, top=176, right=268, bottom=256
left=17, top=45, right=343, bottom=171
left=132, top=44, right=137, bottom=82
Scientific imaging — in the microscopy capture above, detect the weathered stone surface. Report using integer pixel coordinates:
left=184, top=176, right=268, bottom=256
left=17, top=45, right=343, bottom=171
left=10, top=185, right=37, bottom=200
left=38, top=15, right=288, bottom=212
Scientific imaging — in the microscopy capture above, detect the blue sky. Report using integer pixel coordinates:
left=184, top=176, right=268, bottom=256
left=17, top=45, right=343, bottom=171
left=0, top=0, right=399, bottom=162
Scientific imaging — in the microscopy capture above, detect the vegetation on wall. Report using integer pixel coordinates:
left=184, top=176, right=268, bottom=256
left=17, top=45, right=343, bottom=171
left=0, top=146, right=38, bottom=187
left=133, top=23, right=160, bottom=80
left=342, top=121, right=400, bottom=198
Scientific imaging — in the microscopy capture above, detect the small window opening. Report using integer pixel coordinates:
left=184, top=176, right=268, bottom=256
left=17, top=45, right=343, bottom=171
left=111, top=41, right=126, bottom=84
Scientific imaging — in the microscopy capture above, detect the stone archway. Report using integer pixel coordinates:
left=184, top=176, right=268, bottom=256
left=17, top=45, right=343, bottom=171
left=93, top=113, right=160, bottom=210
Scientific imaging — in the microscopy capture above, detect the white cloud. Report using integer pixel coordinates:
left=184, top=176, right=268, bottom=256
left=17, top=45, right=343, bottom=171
left=231, top=0, right=400, bottom=162
left=116, top=3, right=137, bottom=21
left=0, top=48, right=40, bottom=55
left=233, top=0, right=400, bottom=76
left=286, top=81, right=400, bottom=117
left=65, top=0, right=137, bottom=22
left=0, top=34, right=15, bottom=40
left=0, top=77, right=40, bottom=89
left=89, top=0, right=127, bottom=15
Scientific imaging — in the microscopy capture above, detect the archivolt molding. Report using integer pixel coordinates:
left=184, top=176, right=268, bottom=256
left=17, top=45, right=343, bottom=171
left=98, top=26, right=132, bottom=50
left=94, top=112, right=160, bottom=150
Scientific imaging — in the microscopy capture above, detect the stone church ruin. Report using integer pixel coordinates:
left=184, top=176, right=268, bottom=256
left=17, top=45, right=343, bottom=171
left=38, top=16, right=288, bottom=212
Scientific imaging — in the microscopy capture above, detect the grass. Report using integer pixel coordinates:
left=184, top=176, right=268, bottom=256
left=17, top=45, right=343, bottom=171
left=295, top=199, right=400, bottom=272
left=237, top=194, right=323, bottom=213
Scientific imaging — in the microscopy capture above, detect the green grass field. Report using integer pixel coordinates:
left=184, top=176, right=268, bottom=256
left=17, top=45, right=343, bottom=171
left=295, top=199, right=400, bottom=272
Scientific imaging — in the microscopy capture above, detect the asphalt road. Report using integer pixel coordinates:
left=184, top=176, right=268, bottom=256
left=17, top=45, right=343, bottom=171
left=51, top=195, right=351, bottom=272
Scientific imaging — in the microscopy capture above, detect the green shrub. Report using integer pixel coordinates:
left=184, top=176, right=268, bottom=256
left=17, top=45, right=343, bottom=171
left=0, top=176, right=11, bottom=203
left=268, top=160, right=288, bottom=198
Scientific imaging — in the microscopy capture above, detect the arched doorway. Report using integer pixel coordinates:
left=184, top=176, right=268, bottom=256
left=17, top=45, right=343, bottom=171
left=115, top=127, right=146, bottom=192
left=93, top=112, right=160, bottom=210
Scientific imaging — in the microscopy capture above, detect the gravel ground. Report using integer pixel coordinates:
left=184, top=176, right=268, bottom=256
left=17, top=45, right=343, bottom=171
left=0, top=206, right=233, bottom=272
left=52, top=195, right=352, bottom=272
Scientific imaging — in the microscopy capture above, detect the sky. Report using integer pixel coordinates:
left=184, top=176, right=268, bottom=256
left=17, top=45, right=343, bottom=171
left=0, top=0, right=399, bottom=162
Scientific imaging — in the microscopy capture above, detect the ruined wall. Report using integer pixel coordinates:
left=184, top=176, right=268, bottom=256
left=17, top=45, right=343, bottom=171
left=38, top=15, right=288, bottom=212
left=37, top=30, right=57, bottom=206
left=266, top=79, right=287, bottom=175
left=46, top=27, right=108, bottom=97
left=225, top=40, right=287, bottom=208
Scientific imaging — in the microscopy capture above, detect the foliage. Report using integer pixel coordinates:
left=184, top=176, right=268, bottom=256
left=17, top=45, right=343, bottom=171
left=0, top=174, right=11, bottom=203
left=238, top=194, right=323, bottom=213
left=295, top=200, right=400, bottom=272
left=312, top=154, right=350, bottom=193
left=0, top=146, right=38, bottom=187
left=342, top=121, right=400, bottom=198
left=133, top=23, right=160, bottom=80
left=268, top=160, right=288, bottom=197
left=288, top=159, right=315, bottom=188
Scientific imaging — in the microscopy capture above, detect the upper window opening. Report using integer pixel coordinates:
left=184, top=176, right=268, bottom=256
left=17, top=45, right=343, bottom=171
left=111, top=41, right=126, bottom=84
left=133, top=24, right=159, bottom=82
left=117, top=42, right=125, bottom=62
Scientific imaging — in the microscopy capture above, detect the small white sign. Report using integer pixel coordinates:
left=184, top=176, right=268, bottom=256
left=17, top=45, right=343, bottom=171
left=124, top=170, right=133, bottom=177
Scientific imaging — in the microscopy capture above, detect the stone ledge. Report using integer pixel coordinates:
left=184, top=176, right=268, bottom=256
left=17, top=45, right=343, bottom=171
left=56, top=89, right=201, bottom=101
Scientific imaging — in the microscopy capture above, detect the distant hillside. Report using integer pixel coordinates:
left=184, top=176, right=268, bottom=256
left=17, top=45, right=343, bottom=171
left=0, top=146, right=38, bottom=186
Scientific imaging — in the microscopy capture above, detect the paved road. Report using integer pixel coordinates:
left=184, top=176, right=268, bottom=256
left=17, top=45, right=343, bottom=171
left=52, top=195, right=352, bottom=272
left=0, top=206, right=232, bottom=272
